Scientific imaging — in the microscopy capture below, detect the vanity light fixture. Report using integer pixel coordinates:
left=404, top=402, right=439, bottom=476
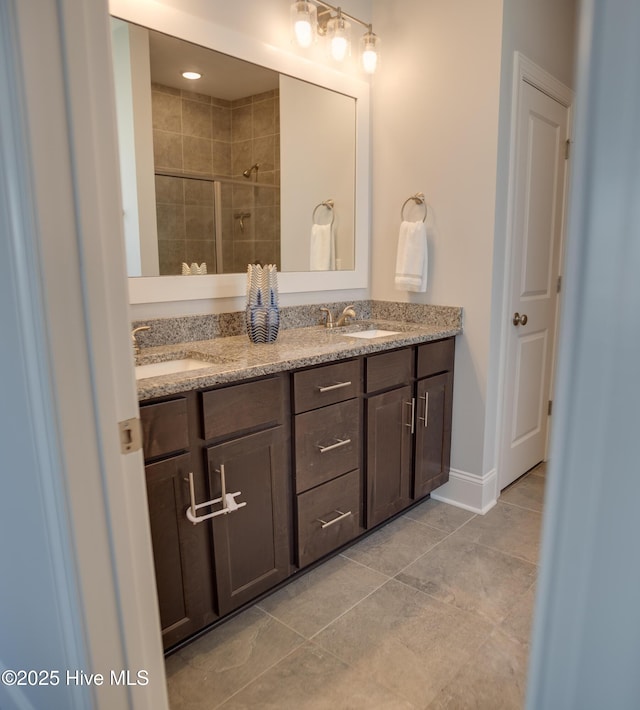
left=326, top=10, right=351, bottom=62
left=291, top=0, right=317, bottom=48
left=290, top=0, right=380, bottom=74
left=360, top=29, right=380, bottom=74
left=181, top=71, right=202, bottom=80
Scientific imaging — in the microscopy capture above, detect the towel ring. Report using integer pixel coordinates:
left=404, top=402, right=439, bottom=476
left=400, top=192, right=428, bottom=222
left=313, top=199, right=335, bottom=227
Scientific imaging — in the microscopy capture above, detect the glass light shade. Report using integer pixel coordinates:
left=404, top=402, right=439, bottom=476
left=327, top=16, right=351, bottom=62
left=360, top=31, right=380, bottom=74
left=291, top=1, right=317, bottom=48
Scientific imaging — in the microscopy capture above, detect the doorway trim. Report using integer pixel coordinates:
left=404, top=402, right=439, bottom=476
left=495, top=52, right=573, bottom=492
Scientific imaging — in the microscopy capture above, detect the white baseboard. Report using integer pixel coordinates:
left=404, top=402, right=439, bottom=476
left=430, top=468, right=498, bottom=515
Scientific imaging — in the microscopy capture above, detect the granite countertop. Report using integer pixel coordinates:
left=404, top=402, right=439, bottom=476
left=135, top=318, right=462, bottom=401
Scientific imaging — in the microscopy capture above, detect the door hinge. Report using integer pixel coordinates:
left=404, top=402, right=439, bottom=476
left=548, top=400, right=553, bottom=416
left=565, top=139, right=571, bottom=160
left=557, top=275, right=562, bottom=293
left=119, top=417, right=142, bottom=454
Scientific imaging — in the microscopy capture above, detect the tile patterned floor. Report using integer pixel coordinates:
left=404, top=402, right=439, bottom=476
left=166, top=464, right=546, bottom=709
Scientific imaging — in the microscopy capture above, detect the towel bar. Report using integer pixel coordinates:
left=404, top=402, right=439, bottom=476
left=401, top=192, right=427, bottom=222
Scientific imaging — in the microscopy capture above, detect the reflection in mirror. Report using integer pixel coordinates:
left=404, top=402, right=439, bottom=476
left=110, top=19, right=356, bottom=278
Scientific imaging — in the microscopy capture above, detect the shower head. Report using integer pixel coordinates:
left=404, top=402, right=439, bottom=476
left=242, top=163, right=260, bottom=179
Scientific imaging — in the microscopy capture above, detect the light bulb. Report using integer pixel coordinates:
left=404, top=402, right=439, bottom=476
left=360, top=31, right=380, bottom=74
left=331, top=35, right=349, bottom=62
left=291, top=1, right=317, bottom=49
left=294, top=19, right=313, bottom=48
left=327, top=15, right=351, bottom=62
left=182, top=71, right=202, bottom=80
left=362, top=48, right=377, bottom=73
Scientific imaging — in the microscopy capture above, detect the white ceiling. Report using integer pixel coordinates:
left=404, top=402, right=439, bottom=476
left=148, top=29, right=279, bottom=101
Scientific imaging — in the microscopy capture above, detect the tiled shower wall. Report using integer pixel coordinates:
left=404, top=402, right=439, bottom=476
left=152, top=83, right=280, bottom=275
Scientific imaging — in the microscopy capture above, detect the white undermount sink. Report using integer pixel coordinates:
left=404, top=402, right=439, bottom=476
left=135, top=358, right=213, bottom=380
left=342, top=329, right=401, bottom=339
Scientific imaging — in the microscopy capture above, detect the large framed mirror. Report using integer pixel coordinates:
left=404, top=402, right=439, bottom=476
left=109, top=0, right=370, bottom=304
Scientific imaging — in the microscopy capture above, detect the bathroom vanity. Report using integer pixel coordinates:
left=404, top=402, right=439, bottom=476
left=137, top=318, right=458, bottom=651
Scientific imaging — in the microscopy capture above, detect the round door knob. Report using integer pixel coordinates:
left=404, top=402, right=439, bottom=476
left=513, top=312, right=528, bottom=326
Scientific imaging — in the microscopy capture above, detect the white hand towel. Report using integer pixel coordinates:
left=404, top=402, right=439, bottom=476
left=394, top=220, right=428, bottom=292
left=310, top=223, right=335, bottom=270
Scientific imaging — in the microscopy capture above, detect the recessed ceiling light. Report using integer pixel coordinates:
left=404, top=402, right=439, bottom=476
left=182, top=71, right=202, bottom=80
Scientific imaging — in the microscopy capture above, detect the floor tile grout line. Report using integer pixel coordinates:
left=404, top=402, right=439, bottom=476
left=336, top=552, right=394, bottom=579
left=390, top=573, right=513, bottom=631
left=499, top=498, right=544, bottom=514
left=381, top=511, right=481, bottom=581
left=301, top=640, right=420, bottom=710
left=453, top=534, right=541, bottom=568
left=254, top=604, right=314, bottom=640
left=401, top=511, right=475, bottom=535
left=211, top=639, right=305, bottom=710
left=307, top=574, right=391, bottom=641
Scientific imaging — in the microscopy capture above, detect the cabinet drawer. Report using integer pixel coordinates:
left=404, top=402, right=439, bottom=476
left=365, top=348, right=413, bottom=393
left=201, top=376, right=284, bottom=441
left=295, top=398, right=360, bottom=493
left=417, top=338, right=455, bottom=378
left=140, top=397, right=189, bottom=461
left=297, top=469, right=362, bottom=567
left=293, top=359, right=361, bottom=413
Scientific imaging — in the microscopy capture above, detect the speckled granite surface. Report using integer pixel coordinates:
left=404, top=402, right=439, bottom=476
left=136, top=315, right=462, bottom=401
left=132, top=300, right=461, bottom=349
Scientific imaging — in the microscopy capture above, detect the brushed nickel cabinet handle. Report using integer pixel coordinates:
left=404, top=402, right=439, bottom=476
left=404, top=398, right=415, bottom=434
left=317, top=510, right=352, bottom=529
left=317, top=437, right=352, bottom=453
left=318, top=381, right=352, bottom=393
left=418, top=393, right=429, bottom=428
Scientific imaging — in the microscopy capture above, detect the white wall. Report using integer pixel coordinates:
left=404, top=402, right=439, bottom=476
left=370, top=0, right=504, bottom=479
left=280, top=75, right=356, bottom=271
left=370, top=0, right=576, bottom=500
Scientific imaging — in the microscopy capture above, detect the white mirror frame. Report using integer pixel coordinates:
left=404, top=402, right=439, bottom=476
left=110, top=0, right=370, bottom=305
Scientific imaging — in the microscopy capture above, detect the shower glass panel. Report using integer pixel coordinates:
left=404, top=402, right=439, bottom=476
left=155, top=172, right=280, bottom=275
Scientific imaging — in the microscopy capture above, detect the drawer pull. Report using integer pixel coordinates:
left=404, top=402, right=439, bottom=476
left=185, top=468, right=247, bottom=525
left=418, top=393, right=429, bottom=428
left=317, top=437, right=352, bottom=454
left=404, top=398, right=415, bottom=434
left=317, top=381, right=352, bottom=393
left=317, top=509, right=353, bottom=529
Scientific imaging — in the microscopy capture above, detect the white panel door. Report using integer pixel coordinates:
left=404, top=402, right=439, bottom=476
left=500, top=80, right=569, bottom=489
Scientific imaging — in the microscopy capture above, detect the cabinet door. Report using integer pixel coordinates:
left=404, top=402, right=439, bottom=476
left=207, top=428, right=291, bottom=615
left=145, top=454, right=217, bottom=650
left=366, top=385, right=413, bottom=527
left=414, top=372, right=453, bottom=499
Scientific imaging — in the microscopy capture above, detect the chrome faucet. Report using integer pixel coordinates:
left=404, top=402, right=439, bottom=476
left=131, top=325, right=151, bottom=355
left=335, top=305, right=357, bottom=327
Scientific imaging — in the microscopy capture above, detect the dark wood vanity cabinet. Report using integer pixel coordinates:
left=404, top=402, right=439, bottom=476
left=413, top=339, right=455, bottom=498
left=292, top=359, right=365, bottom=568
left=206, top=426, right=291, bottom=616
left=364, top=339, right=455, bottom=528
left=200, top=374, right=292, bottom=617
left=140, top=398, right=217, bottom=650
left=364, top=348, right=415, bottom=527
left=139, top=337, right=454, bottom=651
